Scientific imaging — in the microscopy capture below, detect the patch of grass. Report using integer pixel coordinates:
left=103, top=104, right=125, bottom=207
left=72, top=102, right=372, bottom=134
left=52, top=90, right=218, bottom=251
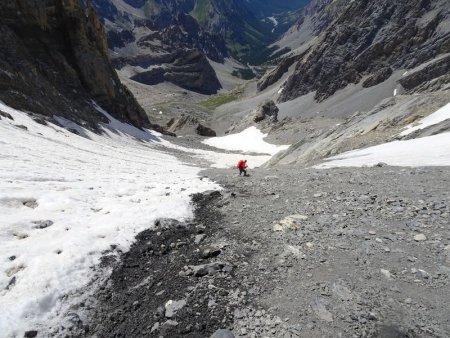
left=198, top=85, right=246, bottom=110
left=190, top=0, right=211, bottom=24
left=199, top=93, right=240, bottom=110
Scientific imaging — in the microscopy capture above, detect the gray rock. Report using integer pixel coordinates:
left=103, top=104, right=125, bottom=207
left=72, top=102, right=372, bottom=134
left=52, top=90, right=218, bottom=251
left=194, top=234, right=206, bottom=244
left=414, top=234, right=427, bottom=242
left=201, top=246, right=221, bottom=259
left=32, top=220, right=54, bottom=229
left=210, top=329, right=235, bottom=338
left=165, top=299, right=186, bottom=318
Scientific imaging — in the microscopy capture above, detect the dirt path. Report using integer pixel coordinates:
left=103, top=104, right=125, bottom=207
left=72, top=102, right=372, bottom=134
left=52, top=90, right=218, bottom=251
left=87, top=166, right=450, bottom=338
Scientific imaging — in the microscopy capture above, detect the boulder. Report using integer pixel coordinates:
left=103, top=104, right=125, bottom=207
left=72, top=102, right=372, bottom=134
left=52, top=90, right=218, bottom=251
left=196, top=124, right=217, bottom=137
left=253, top=101, right=279, bottom=123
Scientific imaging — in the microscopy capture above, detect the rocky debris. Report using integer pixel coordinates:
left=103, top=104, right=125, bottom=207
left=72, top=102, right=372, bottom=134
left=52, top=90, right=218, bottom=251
left=311, top=298, right=334, bottom=322
left=273, top=214, right=308, bottom=232
left=210, top=329, right=235, bottom=338
left=225, top=100, right=281, bottom=134
left=167, top=113, right=216, bottom=137
left=0, top=0, right=150, bottom=129
left=200, top=246, right=222, bottom=259
left=88, top=192, right=248, bottom=337
left=86, top=166, right=450, bottom=338
left=165, top=299, right=187, bottom=318
left=279, top=0, right=450, bottom=102
left=185, top=261, right=233, bottom=277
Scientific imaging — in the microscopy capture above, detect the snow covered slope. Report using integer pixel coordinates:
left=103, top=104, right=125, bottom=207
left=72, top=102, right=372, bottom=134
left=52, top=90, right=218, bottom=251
left=316, top=102, right=450, bottom=168
left=0, top=102, right=220, bottom=336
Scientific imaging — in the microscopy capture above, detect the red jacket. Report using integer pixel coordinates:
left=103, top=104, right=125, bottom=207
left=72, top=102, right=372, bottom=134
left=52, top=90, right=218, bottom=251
left=237, top=160, right=247, bottom=170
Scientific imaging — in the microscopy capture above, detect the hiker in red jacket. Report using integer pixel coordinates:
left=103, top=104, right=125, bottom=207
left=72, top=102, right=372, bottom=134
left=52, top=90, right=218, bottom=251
left=237, top=159, right=249, bottom=176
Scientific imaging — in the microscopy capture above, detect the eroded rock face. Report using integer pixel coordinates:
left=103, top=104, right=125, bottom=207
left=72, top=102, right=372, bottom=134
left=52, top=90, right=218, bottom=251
left=253, top=101, right=279, bottom=123
left=166, top=114, right=216, bottom=137
left=0, top=0, right=149, bottom=129
left=279, top=0, right=450, bottom=103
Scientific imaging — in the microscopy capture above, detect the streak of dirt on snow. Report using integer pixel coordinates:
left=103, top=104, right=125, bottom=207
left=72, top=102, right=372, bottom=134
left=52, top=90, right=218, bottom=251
left=0, top=101, right=219, bottom=337
left=315, top=132, right=450, bottom=168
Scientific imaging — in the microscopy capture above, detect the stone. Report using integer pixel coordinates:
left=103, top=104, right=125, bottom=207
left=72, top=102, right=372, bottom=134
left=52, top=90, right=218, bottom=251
left=190, top=262, right=233, bottom=277
left=311, top=298, right=333, bottom=322
left=165, top=299, right=186, bottom=318
left=32, top=220, right=54, bottom=229
left=201, top=246, right=221, bottom=259
left=194, top=234, right=206, bottom=244
left=273, top=215, right=308, bottom=232
left=24, top=331, right=38, bottom=338
left=381, top=269, right=393, bottom=280
left=23, top=200, right=38, bottom=209
left=253, top=101, right=279, bottom=123
left=196, top=124, right=217, bottom=137
left=210, top=329, right=235, bottom=338
left=414, top=234, right=427, bottom=242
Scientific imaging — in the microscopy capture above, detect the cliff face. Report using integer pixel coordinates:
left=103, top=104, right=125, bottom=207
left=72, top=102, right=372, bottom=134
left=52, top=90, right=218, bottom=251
left=0, top=0, right=150, bottom=129
left=277, top=0, right=450, bottom=103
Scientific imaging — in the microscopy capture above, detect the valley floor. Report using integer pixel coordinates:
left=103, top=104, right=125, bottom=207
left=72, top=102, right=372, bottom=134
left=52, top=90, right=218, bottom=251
left=87, top=165, right=450, bottom=338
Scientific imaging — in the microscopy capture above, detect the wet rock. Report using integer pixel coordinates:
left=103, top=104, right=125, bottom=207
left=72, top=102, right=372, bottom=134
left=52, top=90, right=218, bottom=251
left=0, top=111, right=13, bottom=120
left=24, top=331, right=38, bottom=338
left=23, top=200, right=38, bottom=209
left=32, top=220, right=54, bottom=229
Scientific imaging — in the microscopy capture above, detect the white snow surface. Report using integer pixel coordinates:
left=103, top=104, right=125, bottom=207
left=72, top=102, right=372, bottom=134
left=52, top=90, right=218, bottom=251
left=400, top=102, right=450, bottom=136
left=202, top=127, right=289, bottom=156
left=0, top=102, right=222, bottom=336
left=315, top=132, right=450, bottom=168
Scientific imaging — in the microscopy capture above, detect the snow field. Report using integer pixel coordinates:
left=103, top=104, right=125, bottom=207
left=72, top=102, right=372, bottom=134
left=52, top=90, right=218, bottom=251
left=400, top=102, right=450, bottom=136
left=0, top=102, right=219, bottom=336
left=202, top=126, right=290, bottom=156
left=316, top=102, right=450, bottom=168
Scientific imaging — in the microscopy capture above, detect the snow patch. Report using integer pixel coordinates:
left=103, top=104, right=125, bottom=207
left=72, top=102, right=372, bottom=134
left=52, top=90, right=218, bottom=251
left=315, top=132, right=450, bottom=168
left=0, top=102, right=218, bottom=336
left=400, top=102, right=450, bottom=136
left=202, top=127, right=290, bottom=156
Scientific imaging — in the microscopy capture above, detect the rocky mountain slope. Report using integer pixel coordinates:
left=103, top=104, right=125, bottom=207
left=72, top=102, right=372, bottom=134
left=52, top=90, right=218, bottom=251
left=0, top=0, right=150, bottom=129
left=267, top=0, right=450, bottom=102
left=89, top=0, right=310, bottom=96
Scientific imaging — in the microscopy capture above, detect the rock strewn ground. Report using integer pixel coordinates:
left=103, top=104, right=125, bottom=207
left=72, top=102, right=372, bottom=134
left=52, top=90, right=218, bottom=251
left=87, top=166, right=450, bottom=338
